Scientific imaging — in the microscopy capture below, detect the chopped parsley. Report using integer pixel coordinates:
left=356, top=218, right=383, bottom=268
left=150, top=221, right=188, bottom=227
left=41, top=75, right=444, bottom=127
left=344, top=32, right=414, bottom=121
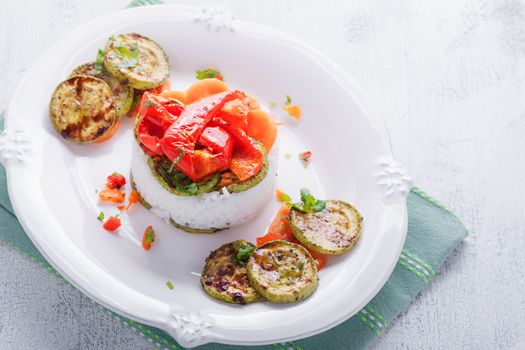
left=285, top=95, right=292, bottom=105
left=280, top=188, right=326, bottom=213
left=269, top=101, right=277, bottom=109
left=168, top=148, right=186, bottom=173
left=95, top=49, right=105, bottom=74
left=166, top=281, right=174, bottom=290
left=144, top=227, right=155, bottom=243
left=284, top=153, right=292, bottom=160
left=196, top=67, right=223, bottom=80
left=155, top=161, right=200, bottom=196
left=234, top=241, right=256, bottom=266
left=97, top=211, right=105, bottom=222
left=278, top=191, right=292, bottom=203
left=111, top=37, right=139, bottom=69
left=298, top=261, right=305, bottom=271
left=176, top=182, right=199, bottom=195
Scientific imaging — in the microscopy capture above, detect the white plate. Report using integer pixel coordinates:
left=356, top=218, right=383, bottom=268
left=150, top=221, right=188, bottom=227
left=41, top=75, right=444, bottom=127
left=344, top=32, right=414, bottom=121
left=1, top=5, right=411, bottom=348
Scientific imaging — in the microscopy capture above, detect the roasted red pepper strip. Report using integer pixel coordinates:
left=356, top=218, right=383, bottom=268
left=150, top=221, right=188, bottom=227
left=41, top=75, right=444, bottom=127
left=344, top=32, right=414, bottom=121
left=191, top=126, right=234, bottom=179
left=214, top=123, right=263, bottom=182
left=216, top=98, right=250, bottom=132
left=160, top=91, right=243, bottom=182
left=136, top=92, right=181, bottom=155
left=208, top=95, right=263, bottom=181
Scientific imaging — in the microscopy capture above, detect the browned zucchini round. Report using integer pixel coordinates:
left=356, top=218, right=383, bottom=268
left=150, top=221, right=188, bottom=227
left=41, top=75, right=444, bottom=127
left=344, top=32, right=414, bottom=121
left=247, top=240, right=318, bottom=303
left=49, top=75, right=116, bottom=143
left=201, top=240, right=261, bottom=304
left=70, top=62, right=133, bottom=118
left=290, top=200, right=362, bottom=255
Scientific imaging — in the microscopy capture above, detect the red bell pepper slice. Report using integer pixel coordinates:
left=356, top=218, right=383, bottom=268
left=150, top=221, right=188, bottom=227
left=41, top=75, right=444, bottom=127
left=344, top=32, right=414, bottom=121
left=135, top=92, right=181, bottom=155
left=160, top=91, right=243, bottom=182
left=208, top=96, right=263, bottom=181
left=189, top=126, right=234, bottom=180
left=217, top=124, right=263, bottom=182
left=215, top=98, right=250, bottom=132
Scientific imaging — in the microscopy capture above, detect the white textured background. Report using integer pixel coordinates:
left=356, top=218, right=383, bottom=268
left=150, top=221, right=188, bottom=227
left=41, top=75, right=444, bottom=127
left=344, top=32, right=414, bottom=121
left=1, top=0, right=525, bottom=349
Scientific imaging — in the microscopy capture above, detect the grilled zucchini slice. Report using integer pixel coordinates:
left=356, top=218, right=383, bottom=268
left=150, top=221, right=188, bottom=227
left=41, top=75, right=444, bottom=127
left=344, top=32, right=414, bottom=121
left=290, top=200, right=362, bottom=255
left=201, top=240, right=261, bottom=304
left=70, top=62, right=133, bottom=118
left=247, top=240, right=318, bottom=303
left=104, top=33, right=170, bottom=90
left=49, top=75, right=116, bottom=143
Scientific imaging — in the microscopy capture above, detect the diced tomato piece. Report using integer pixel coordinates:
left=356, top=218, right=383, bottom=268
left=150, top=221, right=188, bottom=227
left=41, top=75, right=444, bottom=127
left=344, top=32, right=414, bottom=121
left=99, top=189, right=125, bottom=204
left=103, top=216, right=121, bottom=232
left=106, top=172, right=126, bottom=189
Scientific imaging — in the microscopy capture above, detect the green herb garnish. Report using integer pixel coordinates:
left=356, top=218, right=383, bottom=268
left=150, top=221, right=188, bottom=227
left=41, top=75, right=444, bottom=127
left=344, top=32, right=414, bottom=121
left=279, top=192, right=292, bottom=203
left=166, top=281, right=174, bottom=290
left=196, top=67, right=223, bottom=80
left=282, top=188, right=326, bottom=213
left=269, top=101, right=277, bottom=109
left=234, top=241, right=256, bottom=266
left=299, top=188, right=326, bottom=212
left=285, top=95, right=292, bottom=105
left=176, top=182, right=199, bottom=195
left=144, top=227, right=155, bottom=243
left=284, top=153, right=292, bottom=160
left=112, top=37, right=139, bottom=69
left=168, top=148, right=186, bottom=173
left=97, top=211, right=105, bottom=222
left=298, top=261, right=305, bottom=271
left=95, top=49, right=105, bottom=74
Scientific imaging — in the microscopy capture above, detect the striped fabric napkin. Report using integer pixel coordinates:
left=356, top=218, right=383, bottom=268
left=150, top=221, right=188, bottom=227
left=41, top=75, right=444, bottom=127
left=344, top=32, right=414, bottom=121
left=0, top=1, right=468, bottom=348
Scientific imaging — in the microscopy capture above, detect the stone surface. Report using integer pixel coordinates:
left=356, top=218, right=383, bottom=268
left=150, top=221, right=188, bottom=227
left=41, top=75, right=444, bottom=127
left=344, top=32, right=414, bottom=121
left=1, top=0, right=525, bottom=349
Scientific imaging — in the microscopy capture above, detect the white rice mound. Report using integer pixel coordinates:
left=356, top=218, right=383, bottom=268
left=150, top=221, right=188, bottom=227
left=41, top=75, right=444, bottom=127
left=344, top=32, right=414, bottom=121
left=131, top=139, right=277, bottom=231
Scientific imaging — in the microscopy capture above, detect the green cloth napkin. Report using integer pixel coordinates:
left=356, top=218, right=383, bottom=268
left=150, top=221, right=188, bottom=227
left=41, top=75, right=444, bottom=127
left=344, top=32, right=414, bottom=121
left=0, top=3, right=467, bottom=348
left=0, top=121, right=467, bottom=350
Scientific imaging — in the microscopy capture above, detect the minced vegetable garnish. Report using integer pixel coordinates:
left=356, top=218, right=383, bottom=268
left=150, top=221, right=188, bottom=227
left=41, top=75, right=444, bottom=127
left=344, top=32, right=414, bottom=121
left=299, top=151, right=312, bottom=167
left=196, top=67, right=223, bottom=81
left=142, top=225, right=156, bottom=251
